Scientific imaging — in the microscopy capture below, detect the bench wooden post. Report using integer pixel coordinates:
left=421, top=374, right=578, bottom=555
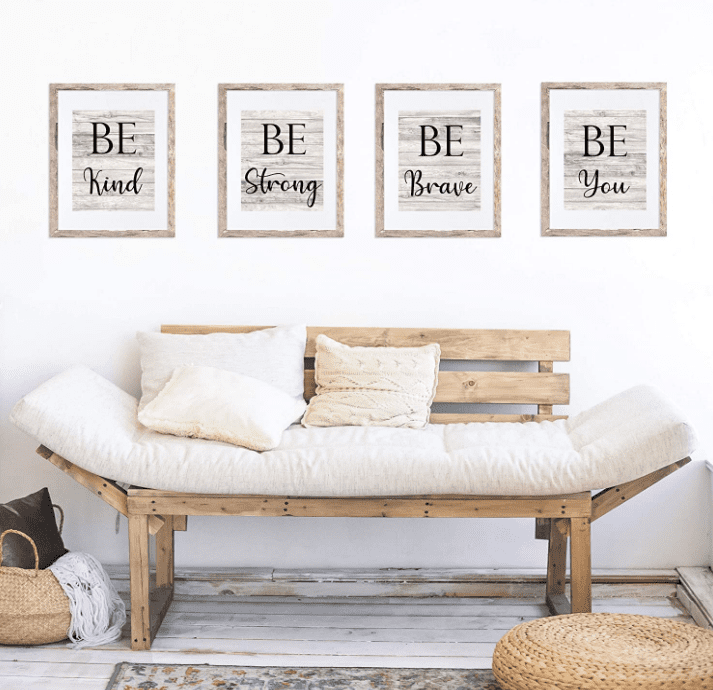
left=128, top=513, right=151, bottom=651
left=546, top=518, right=568, bottom=613
left=570, top=517, right=592, bottom=613
left=156, top=515, right=175, bottom=588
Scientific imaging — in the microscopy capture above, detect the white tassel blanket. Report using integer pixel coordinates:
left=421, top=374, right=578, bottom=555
left=48, top=552, right=126, bottom=648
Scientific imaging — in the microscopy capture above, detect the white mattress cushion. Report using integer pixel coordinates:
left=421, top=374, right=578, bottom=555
left=136, top=325, right=306, bottom=412
left=10, top=367, right=697, bottom=497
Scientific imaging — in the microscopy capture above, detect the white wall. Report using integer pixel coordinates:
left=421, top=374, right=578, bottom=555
left=1, top=0, right=710, bottom=570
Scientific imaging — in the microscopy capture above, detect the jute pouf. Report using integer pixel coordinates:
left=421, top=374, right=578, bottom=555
left=492, top=613, right=713, bottom=690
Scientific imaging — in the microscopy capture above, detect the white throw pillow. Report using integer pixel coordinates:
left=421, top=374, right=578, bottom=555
left=136, top=325, right=306, bottom=412
left=302, top=334, right=441, bottom=429
left=138, top=366, right=307, bottom=451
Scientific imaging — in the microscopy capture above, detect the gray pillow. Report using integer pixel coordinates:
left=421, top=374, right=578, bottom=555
left=0, top=487, right=67, bottom=569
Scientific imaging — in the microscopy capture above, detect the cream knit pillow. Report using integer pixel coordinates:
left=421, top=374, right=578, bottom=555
left=302, top=335, right=440, bottom=429
left=138, top=365, right=306, bottom=451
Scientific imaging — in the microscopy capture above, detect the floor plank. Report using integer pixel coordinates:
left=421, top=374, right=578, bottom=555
left=0, top=575, right=698, bottom=689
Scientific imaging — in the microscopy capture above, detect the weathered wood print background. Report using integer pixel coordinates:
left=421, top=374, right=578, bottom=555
left=564, top=109, right=646, bottom=210
left=240, top=110, right=324, bottom=211
left=398, top=110, right=480, bottom=211
left=72, top=110, right=155, bottom=211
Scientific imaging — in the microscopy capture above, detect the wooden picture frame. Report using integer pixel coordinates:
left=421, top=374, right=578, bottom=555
left=219, top=83, right=344, bottom=237
left=541, top=82, right=667, bottom=237
left=375, top=83, right=501, bottom=238
left=50, top=83, right=175, bottom=237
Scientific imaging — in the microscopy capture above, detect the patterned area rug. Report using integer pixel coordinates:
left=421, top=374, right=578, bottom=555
left=106, top=663, right=502, bottom=689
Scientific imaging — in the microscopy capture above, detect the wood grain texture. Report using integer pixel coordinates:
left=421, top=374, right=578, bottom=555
left=160, top=325, right=571, bottom=362
left=541, top=82, right=666, bottom=237
left=155, top=515, right=174, bottom=588
left=36, top=446, right=165, bottom=535
left=375, top=83, right=501, bottom=237
left=677, top=567, right=713, bottom=629
left=240, top=110, right=324, bottom=211
left=304, top=369, right=569, bottom=404
left=398, top=110, right=480, bottom=211
left=591, top=457, right=692, bottom=522
left=127, top=492, right=592, bottom=519
left=49, top=83, right=175, bottom=238
left=570, top=517, right=592, bottom=613
left=0, top=587, right=692, bottom=677
left=71, top=110, right=155, bottom=211
left=546, top=518, right=568, bottom=599
left=128, top=513, right=151, bottom=650
left=218, top=83, right=344, bottom=237
left=564, top=109, right=647, bottom=210
left=430, top=413, right=567, bottom=424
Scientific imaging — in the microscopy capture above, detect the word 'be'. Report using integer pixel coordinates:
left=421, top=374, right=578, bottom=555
left=244, top=123, right=321, bottom=207
left=578, top=125, right=631, bottom=199
left=404, top=124, right=476, bottom=198
left=83, top=122, right=144, bottom=196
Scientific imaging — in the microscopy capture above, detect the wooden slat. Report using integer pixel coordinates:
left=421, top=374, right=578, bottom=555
left=677, top=567, right=713, bottom=629
left=127, top=492, right=592, bottom=519
left=546, top=593, right=571, bottom=616
left=304, top=370, right=570, bottom=404
left=37, top=446, right=165, bottom=535
left=431, top=413, right=567, bottom=424
left=591, top=457, right=692, bottom=522
left=38, top=446, right=128, bottom=515
left=160, top=325, right=571, bottom=361
left=677, top=584, right=713, bottom=629
left=106, top=565, right=681, bottom=586
left=150, top=585, right=174, bottom=642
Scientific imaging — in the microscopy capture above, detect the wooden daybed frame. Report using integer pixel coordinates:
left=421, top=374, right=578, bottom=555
left=35, top=326, right=691, bottom=651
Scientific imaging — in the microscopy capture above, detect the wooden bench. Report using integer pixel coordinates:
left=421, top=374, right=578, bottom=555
left=36, top=325, right=691, bottom=650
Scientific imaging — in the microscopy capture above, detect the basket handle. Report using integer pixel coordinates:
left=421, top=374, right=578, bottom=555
left=52, top=504, right=65, bottom=535
left=0, top=529, right=40, bottom=576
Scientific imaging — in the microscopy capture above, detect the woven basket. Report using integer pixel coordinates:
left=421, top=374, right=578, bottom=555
left=0, top=529, right=71, bottom=645
left=493, top=612, right=713, bottom=690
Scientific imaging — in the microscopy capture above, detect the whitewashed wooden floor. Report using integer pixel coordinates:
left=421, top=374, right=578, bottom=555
left=0, top=574, right=698, bottom=690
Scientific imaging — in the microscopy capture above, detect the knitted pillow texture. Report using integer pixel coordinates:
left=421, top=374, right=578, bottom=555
left=302, top=334, right=440, bottom=429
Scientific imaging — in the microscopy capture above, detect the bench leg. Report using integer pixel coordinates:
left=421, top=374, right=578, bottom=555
left=156, top=515, right=175, bottom=588
left=570, top=517, right=592, bottom=613
left=129, top=513, right=151, bottom=650
left=546, top=518, right=569, bottom=615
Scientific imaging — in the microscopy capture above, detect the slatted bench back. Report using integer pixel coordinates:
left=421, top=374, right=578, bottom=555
left=161, top=326, right=570, bottom=423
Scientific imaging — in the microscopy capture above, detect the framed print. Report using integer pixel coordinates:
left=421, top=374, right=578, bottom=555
left=542, top=82, right=666, bottom=236
left=375, top=83, right=501, bottom=238
left=50, top=83, right=175, bottom=237
left=219, top=83, right=344, bottom=237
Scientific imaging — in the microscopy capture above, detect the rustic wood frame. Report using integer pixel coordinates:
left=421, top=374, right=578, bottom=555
left=33, top=325, right=690, bottom=650
left=218, top=83, right=344, bottom=238
left=541, top=82, right=667, bottom=237
left=375, top=83, right=502, bottom=237
left=49, top=83, right=176, bottom=238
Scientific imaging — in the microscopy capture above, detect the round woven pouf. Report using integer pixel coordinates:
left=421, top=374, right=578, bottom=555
left=492, top=613, right=713, bottom=690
